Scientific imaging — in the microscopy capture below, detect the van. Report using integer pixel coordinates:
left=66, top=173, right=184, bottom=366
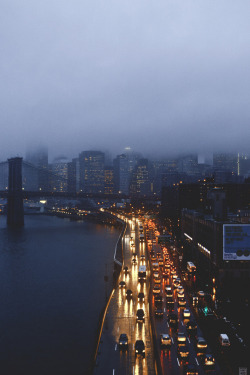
left=219, top=334, right=230, bottom=347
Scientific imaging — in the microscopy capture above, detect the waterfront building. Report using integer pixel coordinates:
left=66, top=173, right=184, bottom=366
left=79, top=151, right=105, bottom=193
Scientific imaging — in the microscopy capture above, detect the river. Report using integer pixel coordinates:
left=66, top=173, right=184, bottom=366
left=0, top=215, right=120, bottom=375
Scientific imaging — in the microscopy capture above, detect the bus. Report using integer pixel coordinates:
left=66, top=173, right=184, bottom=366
left=187, top=262, right=196, bottom=273
left=138, top=265, right=146, bottom=281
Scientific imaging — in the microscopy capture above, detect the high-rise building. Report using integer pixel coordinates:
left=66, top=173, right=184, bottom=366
left=104, top=167, right=114, bottom=194
left=67, top=158, right=80, bottom=193
left=79, top=151, right=105, bottom=193
left=51, top=157, right=69, bottom=192
left=130, top=159, right=151, bottom=196
left=178, top=154, right=199, bottom=176
left=25, top=146, right=49, bottom=190
left=113, top=154, right=129, bottom=194
left=213, top=153, right=237, bottom=174
left=237, top=153, right=250, bottom=177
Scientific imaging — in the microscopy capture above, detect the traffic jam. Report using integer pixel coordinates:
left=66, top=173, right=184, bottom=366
left=144, top=219, right=221, bottom=375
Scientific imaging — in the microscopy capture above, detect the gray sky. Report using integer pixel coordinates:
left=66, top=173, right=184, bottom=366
left=1, top=0, right=250, bottom=161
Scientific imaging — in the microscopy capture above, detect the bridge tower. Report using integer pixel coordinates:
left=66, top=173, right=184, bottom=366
left=7, top=157, right=24, bottom=227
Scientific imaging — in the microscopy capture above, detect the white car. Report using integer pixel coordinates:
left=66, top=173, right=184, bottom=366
left=183, top=309, right=191, bottom=318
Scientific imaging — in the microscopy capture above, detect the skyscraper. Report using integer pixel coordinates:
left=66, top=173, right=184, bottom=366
left=113, top=154, right=129, bottom=194
left=25, top=146, right=49, bottom=190
left=79, top=151, right=105, bottom=193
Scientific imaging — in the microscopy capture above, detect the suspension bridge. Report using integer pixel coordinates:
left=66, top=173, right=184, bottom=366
left=0, top=157, right=127, bottom=227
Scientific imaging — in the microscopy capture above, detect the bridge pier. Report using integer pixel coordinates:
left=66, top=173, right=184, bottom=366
left=7, top=157, right=24, bottom=227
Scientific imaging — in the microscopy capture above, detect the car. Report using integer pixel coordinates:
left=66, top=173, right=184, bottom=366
left=183, top=309, right=191, bottom=319
left=198, top=291, right=205, bottom=297
left=204, top=354, right=215, bottom=367
left=138, top=292, right=145, bottom=302
left=126, top=289, right=133, bottom=299
left=135, top=340, right=145, bottom=358
left=151, top=255, right=157, bottom=261
left=153, top=271, right=160, bottom=278
left=178, top=297, right=186, bottom=307
left=219, top=333, right=230, bottom=347
left=136, top=308, right=145, bottom=322
left=154, top=276, right=161, bottom=284
left=177, top=285, right=184, bottom=294
left=119, top=281, right=126, bottom=288
left=177, top=345, right=189, bottom=361
left=153, top=285, right=161, bottom=294
left=196, top=337, right=207, bottom=354
left=186, top=321, right=197, bottom=335
left=165, top=286, right=173, bottom=296
left=132, top=258, right=137, bottom=264
left=192, top=296, right=198, bottom=306
left=155, top=307, right=164, bottom=317
left=174, top=280, right=180, bottom=288
left=184, top=364, right=199, bottom=375
left=140, top=254, right=146, bottom=261
left=118, top=334, right=128, bottom=350
left=158, top=258, right=164, bottom=266
left=177, top=332, right=187, bottom=345
left=154, top=294, right=163, bottom=305
left=160, top=333, right=172, bottom=347
left=162, top=270, right=168, bottom=278
left=168, top=313, right=178, bottom=326
left=166, top=297, right=174, bottom=308
left=177, top=290, right=185, bottom=298
left=123, top=266, right=129, bottom=274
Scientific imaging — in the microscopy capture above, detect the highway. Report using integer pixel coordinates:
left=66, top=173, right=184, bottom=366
left=94, top=214, right=240, bottom=375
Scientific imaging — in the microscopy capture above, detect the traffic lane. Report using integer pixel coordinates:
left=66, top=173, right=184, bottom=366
left=151, top=260, right=215, bottom=374
left=168, top=264, right=221, bottom=374
left=94, top=222, right=148, bottom=375
left=125, top=223, right=155, bottom=374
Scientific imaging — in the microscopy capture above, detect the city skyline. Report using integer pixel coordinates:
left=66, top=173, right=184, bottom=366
left=1, top=0, right=250, bottom=160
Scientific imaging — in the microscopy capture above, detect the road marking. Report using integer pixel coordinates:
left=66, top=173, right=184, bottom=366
left=171, top=338, right=174, bottom=344
left=167, top=323, right=169, bottom=327
left=187, top=337, right=190, bottom=343
left=195, top=357, right=199, bottom=366
left=113, top=369, right=115, bottom=375
left=177, top=358, right=180, bottom=366
left=133, top=366, right=135, bottom=375
left=117, top=327, right=119, bottom=332
left=164, top=308, right=166, bottom=312
left=132, top=326, right=134, bottom=331
left=133, top=344, right=134, bottom=349
left=115, top=344, right=117, bottom=351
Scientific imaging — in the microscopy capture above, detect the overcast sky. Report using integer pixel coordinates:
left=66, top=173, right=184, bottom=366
left=1, top=0, right=250, bottom=161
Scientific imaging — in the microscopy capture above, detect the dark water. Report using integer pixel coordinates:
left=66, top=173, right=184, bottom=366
left=0, top=215, right=119, bottom=375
